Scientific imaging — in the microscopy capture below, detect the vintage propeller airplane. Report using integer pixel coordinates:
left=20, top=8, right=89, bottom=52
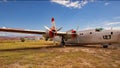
left=0, top=18, right=120, bottom=48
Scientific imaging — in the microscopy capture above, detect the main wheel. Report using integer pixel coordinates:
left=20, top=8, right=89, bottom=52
left=103, top=45, right=108, bottom=48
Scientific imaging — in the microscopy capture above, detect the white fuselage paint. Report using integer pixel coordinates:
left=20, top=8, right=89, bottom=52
left=64, top=29, right=120, bottom=45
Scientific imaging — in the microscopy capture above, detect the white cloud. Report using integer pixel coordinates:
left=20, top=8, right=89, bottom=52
left=105, top=22, right=120, bottom=26
left=2, top=26, right=6, bottom=29
left=51, top=0, right=89, bottom=9
left=104, top=2, right=110, bottom=6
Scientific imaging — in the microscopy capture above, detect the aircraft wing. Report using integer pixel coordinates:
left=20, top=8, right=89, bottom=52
left=57, top=31, right=67, bottom=35
left=0, top=28, right=67, bottom=35
left=0, top=28, right=46, bottom=34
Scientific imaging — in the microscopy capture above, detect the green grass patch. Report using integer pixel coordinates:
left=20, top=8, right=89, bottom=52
left=0, top=40, right=119, bottom=68
left=0, top=40, right=57, bottom=50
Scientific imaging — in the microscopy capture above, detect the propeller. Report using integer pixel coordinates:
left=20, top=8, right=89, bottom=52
left=57, top=27, right=63, bottom=31
left=44, top=26, right=51, bottom=31
left=68, top=26, right=79, bottom=43
left=44, top=26, right=62, bottom=32
left=44, top=17, right=62, bottom=45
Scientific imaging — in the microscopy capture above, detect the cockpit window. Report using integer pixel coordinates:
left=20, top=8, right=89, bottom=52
left=95, top=28, right=103, bottom=32
left=80, top=33, right=83, bottom=35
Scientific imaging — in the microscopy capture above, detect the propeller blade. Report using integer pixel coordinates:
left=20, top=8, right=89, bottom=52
left=44, top=26, right=56, bottom=33
left=44, top=26, right=51, bottom=31
left=57, top=27, right=62, bottom=31
left=76, top=26, right=79, bottom=31
left=51, top=17, right=57, bottom=30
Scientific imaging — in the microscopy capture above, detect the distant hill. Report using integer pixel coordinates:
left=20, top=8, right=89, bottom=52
left=0, top=36, right=42, bottom=40
left=0, top=36, right=20, bottom=40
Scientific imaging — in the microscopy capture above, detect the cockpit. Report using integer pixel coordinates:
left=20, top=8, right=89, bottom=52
left=95, top=28, right=104, bottom=32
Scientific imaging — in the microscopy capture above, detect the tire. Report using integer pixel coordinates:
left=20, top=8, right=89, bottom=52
left=103, top=45, right=108, bottom=48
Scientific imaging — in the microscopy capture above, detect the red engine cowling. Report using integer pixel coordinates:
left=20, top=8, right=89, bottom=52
left=48, top=30, right=56, bottom=38
left=71, top=29, right=77, bottom=38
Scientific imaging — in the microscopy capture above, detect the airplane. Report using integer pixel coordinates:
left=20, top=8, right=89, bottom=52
left=0, top=18, right=120, bottom=48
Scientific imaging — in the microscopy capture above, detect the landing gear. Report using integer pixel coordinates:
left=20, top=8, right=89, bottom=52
left=60, top=36, right=65, bottom=47
left=103, top=45, right=108, bottom=48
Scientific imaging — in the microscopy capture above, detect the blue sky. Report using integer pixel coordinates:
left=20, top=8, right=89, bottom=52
left=0, top=0, right=120, bottom=36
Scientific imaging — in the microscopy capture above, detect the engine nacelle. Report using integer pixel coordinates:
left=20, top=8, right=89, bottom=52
left=65, top=29, right=77, bottom=40
left=71, top=29, right=77, bottom=38
left=43, top=30, right=56, bottom=41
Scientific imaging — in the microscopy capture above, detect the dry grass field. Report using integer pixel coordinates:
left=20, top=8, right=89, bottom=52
left=0, top=40, right=120, bottom=68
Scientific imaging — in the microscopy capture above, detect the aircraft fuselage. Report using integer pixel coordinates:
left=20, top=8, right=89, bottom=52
left=65, top=29, right=120, bottom=45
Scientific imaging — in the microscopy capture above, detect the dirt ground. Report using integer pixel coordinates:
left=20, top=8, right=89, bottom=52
left=0, top=44, right=120, bottom=68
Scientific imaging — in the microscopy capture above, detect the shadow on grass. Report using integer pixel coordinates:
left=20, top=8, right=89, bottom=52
left=0, top=45, right=103, bottom=52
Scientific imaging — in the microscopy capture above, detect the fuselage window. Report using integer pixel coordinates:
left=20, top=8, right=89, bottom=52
left=80, top=33, right=83, bottom=35
left=111, top=32, right=113, bottom=35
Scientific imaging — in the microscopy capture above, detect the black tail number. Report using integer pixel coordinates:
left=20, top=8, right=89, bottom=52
left=103, top=35, right=111, bottom=40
